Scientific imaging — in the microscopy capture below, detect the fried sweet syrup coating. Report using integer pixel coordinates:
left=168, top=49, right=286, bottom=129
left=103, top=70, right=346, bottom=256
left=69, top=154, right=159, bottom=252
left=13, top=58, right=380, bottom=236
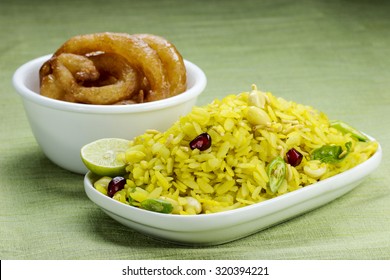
left=39, top=32, right=186, bottom=104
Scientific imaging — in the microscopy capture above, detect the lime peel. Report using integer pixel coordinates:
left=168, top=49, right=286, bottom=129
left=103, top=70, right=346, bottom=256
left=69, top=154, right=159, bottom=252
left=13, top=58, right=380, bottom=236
left=80, top=138, right=130, bottom=176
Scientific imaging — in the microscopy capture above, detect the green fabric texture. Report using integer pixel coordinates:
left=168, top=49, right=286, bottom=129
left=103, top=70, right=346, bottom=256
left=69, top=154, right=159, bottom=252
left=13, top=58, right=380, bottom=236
left=1, top=0, right=389, bottom=259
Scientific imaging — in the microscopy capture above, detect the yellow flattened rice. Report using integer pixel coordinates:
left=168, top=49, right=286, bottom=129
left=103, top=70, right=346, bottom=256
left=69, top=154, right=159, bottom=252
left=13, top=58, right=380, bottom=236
left=94, top=85, right=378, bottom=215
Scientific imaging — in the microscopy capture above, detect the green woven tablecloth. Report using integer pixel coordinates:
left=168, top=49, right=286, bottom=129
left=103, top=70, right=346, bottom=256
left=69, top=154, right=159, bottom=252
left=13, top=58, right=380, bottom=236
left=1, top=0, right=389, bottom=260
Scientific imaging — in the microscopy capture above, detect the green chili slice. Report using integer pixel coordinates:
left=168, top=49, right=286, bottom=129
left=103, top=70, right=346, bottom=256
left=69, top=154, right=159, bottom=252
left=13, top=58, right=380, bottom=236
left=267, top=156, right=286, bottom=193
left=141, top=198, right=173, bottom=214
left=330, top=120, right=369, bottom=142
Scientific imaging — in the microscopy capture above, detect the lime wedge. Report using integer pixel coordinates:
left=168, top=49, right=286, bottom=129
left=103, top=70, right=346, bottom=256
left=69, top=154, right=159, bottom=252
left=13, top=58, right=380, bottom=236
left=80, top=138, right=130, bottom=176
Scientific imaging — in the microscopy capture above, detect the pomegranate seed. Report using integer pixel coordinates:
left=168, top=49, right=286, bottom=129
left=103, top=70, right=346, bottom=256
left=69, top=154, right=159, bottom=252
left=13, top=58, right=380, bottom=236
left=286, top=148, right=303, bottom=167
left=107, top=176, right=126, bottom=197
left=189, top=132, right=212, bottom=151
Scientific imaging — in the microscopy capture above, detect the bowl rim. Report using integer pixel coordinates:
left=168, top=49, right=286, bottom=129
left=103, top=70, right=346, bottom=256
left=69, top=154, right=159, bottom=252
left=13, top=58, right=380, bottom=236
left=84, top=135, right=382, bottom=232
left=12, top=54, right=207, bottom=114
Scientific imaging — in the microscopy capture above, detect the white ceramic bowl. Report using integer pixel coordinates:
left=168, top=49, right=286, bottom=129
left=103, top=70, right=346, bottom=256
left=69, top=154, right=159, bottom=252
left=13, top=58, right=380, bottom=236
left=84, top=137, right=381, bottom=246
left=13, top=54, right=207, bottom=174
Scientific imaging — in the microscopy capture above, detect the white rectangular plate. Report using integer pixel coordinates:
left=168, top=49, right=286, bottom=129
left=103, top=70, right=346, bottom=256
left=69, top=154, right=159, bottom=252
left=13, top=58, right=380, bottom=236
left=84, top=137, right=382, bottom=245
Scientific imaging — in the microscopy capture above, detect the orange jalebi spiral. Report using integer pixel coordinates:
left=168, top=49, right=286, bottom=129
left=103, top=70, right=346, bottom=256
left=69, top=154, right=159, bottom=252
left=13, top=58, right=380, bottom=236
left=39, top=32, right=187, bottom=104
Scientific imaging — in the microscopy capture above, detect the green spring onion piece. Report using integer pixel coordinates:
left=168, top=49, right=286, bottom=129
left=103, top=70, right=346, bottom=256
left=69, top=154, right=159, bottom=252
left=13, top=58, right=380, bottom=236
left=140, top=198, right=173, bottom=214
left=267, top=156, right=286, bottom=193
left=330, top=120, right=369, bottom=142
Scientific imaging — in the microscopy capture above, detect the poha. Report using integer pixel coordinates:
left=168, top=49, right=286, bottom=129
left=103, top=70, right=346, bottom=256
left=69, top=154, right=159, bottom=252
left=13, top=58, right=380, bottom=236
left=94, top=85, right=378, bottom=215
